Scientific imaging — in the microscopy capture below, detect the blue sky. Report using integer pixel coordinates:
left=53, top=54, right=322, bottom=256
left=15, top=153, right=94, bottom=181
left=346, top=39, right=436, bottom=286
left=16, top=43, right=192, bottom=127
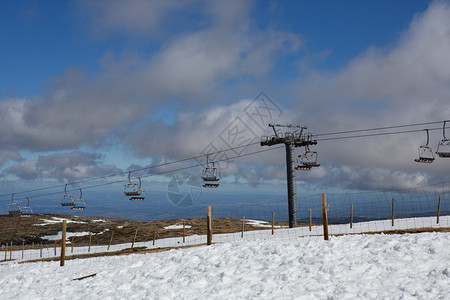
left=1, top=0, right=431, bottom=98
left=1, top=0, right=449, bottom=211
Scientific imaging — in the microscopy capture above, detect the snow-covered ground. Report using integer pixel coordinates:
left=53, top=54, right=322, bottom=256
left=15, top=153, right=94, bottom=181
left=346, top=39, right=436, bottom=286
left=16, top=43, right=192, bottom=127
left=34, top=217, right=87, bottom=226
left=164, top=224, right=192, bottom=230
left=0, top=230, right=448, bottom=299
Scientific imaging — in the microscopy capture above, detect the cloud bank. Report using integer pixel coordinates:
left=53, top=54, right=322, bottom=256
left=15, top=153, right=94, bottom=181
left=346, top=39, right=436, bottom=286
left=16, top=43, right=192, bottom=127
left=1, top=1, right=449, bottom=193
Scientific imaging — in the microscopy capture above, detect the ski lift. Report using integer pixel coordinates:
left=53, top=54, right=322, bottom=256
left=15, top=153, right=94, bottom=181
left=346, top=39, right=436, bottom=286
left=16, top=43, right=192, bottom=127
left=8, top=193, right=21, bottom=216
left=415, top=129, right=435, bottom=163
left=202, top=154, right=219, bottom=188
left=124, top=172, right=145, bottom=201
left=436, top=120, right=450, bottom=158
left=296, top=135, right=320, bottom=171
left=20, top=197, right=33, bottom=217
left=61, top=184, right=75, bottom=206
left=71, top=189, right=86, bottom=211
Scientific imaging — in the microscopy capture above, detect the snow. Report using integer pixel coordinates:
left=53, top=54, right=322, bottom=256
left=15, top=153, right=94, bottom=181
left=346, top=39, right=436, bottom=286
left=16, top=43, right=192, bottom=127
left=245, top=219, right=284, bottom=228
left=164, top=224, right=192, bottom=229
left=41, top=231, right=92, bottom=241
left=35, top=217, right=86, bottom=226
left=0, top=216, right=448, bottom=299
left=0, top=232, right=449, bottom=299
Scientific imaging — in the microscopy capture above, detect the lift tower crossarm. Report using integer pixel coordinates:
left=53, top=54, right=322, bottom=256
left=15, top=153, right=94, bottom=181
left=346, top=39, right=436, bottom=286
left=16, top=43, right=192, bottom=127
left=262, top=124, right=316, bottom=148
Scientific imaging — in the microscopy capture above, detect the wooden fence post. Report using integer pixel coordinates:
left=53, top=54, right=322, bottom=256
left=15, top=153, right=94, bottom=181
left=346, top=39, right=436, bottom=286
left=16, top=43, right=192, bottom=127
left=272, top=212, right=275, bottom=235
left=107, top=230, right=114, bottom=251
left=437, top=195, right=441, bottom=224
left=60, top=220, right=66, bottom=267
left=54, top=240, right=57, bottom=256
left=183, top=220, right=186, bottom=243
left=241, top=215, right=245, bottom=238
left=207, top=205, right=212, bottom=245
left=22, top=242, right=25, bottom=259
left=350, top=204, right=353, bottom=229
left=71, top=236, right=74, bottom=254
left=10, top=242, right=13, bottom=260
left=88, top=233, right=92, bottom=253
left=153, top=224, right=157, bottom=246
left=392, top=198, right=395, bottom=227
left=40, top=241, right=43, bottom=258
left=132, top=229, right=138, bottom=248
left=309, top=209, right=312, bottom=231
left=4, top=243, right=7, bottom=261
left=322, top=193, right=329, bottom=240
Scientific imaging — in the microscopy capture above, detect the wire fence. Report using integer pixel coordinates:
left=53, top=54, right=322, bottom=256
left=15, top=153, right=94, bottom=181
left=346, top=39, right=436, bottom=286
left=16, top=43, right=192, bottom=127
left=1, top=186, right=449, bottom=267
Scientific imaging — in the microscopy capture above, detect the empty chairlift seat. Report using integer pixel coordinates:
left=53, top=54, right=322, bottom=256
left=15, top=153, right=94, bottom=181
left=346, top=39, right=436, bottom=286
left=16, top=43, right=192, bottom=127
left=202, top=154, right=220, bottom=188
left=436, top=139, right=450, bottom=157
left=71, top=189, right=86, bottom=210
left=71, top=199, right=86, bottom=210
left=124, top=172, right=145, bottom=201
left=415, top=129, right=435, bottom=163
left=296, top=145, right=320, bottom=171
left=8, top=194, right=21, bottom=216
left=20, top=197, right=32, bottom=217
left=202, top=168, right=220, bottom=188
left=436, top=121, right=450, bottom=158
left=415, top=145, right=435, bottom=163
left=20, top=206, right=32, bottom=217
left=61, top=184, right=75, bottom=206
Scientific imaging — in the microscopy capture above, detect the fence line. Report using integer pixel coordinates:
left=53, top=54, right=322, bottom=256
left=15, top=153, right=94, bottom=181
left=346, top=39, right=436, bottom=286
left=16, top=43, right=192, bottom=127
left=1, top=188, right=449, bottom=266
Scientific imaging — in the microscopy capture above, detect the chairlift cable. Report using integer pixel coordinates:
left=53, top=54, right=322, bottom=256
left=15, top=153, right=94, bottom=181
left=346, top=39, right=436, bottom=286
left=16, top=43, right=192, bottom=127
left=1, top=120, right=449, bottom=201
left=317, top=126, right=447, bottom=141
left=4, top=120, right=448, bottom=199
left=1, top=145, right=283, bottom=202
left=0, top=141, right=263, bottom=199
left=315, top=120, right=448, bottom=137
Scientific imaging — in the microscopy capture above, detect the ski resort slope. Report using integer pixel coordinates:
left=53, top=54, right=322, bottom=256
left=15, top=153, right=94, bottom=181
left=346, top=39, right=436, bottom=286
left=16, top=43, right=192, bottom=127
left=1, top=232, right=449, bottom=299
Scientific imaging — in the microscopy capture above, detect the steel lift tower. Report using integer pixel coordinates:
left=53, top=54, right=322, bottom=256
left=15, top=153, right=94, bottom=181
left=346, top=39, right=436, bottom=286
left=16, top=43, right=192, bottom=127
left=261, top=124, right=317, bottom=228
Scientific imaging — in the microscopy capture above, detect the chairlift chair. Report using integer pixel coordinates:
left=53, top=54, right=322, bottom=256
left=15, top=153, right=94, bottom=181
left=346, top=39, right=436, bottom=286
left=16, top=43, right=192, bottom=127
left=296, top=150, right=320, bottom=171
left=415, top=129, right=435, bottom=163
left=202, top=154, right=220, bottom=188
left=436, top=121, right=450, bottom=158
left=124, top=172, right=145, bottom=201
left=20, top=197, right=33, bottom=217
left=71, top=189, right=86, bottom=211
left=71, top=200, right=86, bottom=210
left=296, top=135, right=320, bottom=171
left=8, top=193, right=21, bottom=216
left=60, top=184, right=75, bottom=206
left=129, top=188, right=145, bottom=201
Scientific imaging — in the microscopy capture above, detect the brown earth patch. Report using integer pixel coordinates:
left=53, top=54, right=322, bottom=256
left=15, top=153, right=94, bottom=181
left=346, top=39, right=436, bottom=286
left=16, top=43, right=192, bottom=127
left=0, top=213, right=291, bottom=248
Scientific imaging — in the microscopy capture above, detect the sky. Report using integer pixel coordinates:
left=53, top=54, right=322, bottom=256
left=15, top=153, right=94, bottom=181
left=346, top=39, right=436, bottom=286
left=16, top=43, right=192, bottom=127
left=1, top=0, right=450, bottom=210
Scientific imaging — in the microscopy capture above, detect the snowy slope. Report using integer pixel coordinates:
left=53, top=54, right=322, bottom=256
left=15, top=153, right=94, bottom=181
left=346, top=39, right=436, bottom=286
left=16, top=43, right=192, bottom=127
left=0, top=231, right=449, bottom=299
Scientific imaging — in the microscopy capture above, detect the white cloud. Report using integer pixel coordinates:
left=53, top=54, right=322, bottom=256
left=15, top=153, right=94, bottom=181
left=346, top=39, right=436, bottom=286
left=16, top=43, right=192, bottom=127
left=0, top=150, right=22, bottom=167
left=8, top=151, right=121, bottom=181
left=296, top=1, right=450, bottom=116
left=289, top=1, right=450, bottom=190
left=0, top=1, right=301, bottom=154
left=78, top=0, right=190, bottom=37
left=3, top=0, right=449, bottom=192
